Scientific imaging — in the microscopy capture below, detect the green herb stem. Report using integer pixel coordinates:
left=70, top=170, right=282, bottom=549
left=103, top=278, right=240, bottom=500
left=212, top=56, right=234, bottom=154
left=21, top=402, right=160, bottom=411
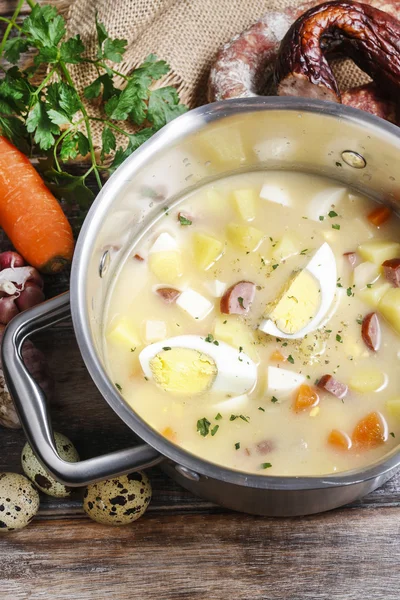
left=0, top=0, right=26, bottom=59
left=59, top=61, right=102, bottom=190
left=89, top=115, right=130, bottom=138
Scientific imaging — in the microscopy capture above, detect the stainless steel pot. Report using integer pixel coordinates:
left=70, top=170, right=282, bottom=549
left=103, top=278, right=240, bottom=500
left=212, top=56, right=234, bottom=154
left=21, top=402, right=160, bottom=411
left=3, top=97, right=400, bottom=516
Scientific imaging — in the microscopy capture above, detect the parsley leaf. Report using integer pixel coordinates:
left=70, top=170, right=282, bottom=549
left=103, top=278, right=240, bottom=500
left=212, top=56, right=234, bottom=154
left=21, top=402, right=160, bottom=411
left=147, top=87, right=187, bottom=129
left=332, top=224, right=340, bottom=230
left=115, top=383, right=122, bottom=391
left=258, top=406, right=265, bottom=412
left=235, top=442, right=240, bottom=450
left=271, top=396, right=278, bottom=403
left=4, top=38, right=29, bottom=64
left=179, top=214, right=192, bottom=226
left=328, top=210, right=338, bottom=218
left=211, top=425, right=219, bottom=437
left=287, top=355, right=294, bottom=364
left=103, top=38, right=128, bottom=63
left=101, top=126, right=116, bottom=161
left=215, top=413, right=222, bottom=421
left=60, top=35, right=85, bottom=64
left=336, top=334, right=343, bottom=343
left=261, top=463, right=272, bottom=469
left=22, top=5, right=66, bottom=48
left=26, top=101, right=60, bottom=150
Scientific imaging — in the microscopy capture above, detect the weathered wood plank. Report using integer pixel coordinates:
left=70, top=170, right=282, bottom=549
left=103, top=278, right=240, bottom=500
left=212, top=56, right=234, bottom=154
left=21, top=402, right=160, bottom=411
left=1, top=508, right=400, bottom=600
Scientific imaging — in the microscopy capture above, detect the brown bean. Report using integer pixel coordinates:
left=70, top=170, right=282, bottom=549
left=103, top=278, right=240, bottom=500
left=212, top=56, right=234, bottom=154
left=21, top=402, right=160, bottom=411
left=220, top=281, right=256, bottom=315
left=382, top=258, right=400, bottom=287
left=155, top=287, right=181, bottom=304
left=361, top=312, right=381, bottom=352
left=317, top=374, right=348, bottom=399
left=343, top=252, right=357, bottom=267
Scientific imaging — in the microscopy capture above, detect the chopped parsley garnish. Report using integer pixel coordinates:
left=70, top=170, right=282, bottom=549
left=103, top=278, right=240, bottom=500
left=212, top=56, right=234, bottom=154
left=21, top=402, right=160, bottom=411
left=163, top=206, right=169, bottom=215
left=328, top=210, right=338, bottom=218
left=162, top=346, right=172, bottom=351
left=261, top=463, right=272, bottom=469
left=115, top=383, right=122, bottom=391
left=356, top=317, right=363, bottom=325
left=258, top=407, right=265, bottom=412
left=332, top=224, right=340, bottom=230
left=237, top=296, right=245, bottom=308
left=205, top=333, right=214, bottom=343
left=215, top=413, right=222, bottom=420
left=230, top=414, right=249, bottom=423
left=144, top=376, right=149, bottom=381
left=390, top=432, right=396, bottom=438
left=197, top=417, right=211, bottom=437
left=272, top=264, right=279, bottom=270
left=287, top=355, right=294, bottom=364
left=346, top=287, right=353, bottom=297
left=239, top=346, right=243, bottom=353
left=223, top=320, right=227, bottom=324
left=300, top=249, right=309, bottom=255
left=213, top=340, right=219, bottom=346
left=336, top=161, right=342, bottom=167
left=282, top=342, right=288, bottom=347
left=366, top=283, right=372, bottom=288
left=235, top=442, right=240, bottom=450
left=288, top=295, right=298, bottom=303
left=240, top=415, right=249, bottom=423
left=336, top=334, right=343, bottom=343
left=271, top=396, right=278, bottom=404
left=319, top=215, right=325, bottom=221
left=178, top=214, right=192, bottom=226
left=130, top=347, right=136, bottom=352
left=211, top=425, right=219, bottom=437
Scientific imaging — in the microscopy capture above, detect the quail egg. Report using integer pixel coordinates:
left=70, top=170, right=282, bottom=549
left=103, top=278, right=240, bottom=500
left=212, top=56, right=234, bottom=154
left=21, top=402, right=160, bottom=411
left=21, top=432, right=80, bottom=498
left=83, top=472, right=152, bottom=526
left=0, top=472, right=39, bottom=532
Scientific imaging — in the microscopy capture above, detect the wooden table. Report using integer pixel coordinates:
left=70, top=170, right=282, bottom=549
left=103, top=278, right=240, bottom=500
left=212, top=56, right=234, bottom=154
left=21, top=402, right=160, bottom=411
left=2, top=2, right=400, bottom=598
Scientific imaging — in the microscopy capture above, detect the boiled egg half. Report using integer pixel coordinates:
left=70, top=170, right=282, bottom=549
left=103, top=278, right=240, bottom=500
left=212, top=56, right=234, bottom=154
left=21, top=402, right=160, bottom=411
left=139, top=335, right=257, bottom=396
left=259, top=243, right=337, bottom=339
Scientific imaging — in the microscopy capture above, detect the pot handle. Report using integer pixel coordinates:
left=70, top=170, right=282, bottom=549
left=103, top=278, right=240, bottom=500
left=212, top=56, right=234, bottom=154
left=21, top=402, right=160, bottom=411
left=1, top=292, right=162, bottom=486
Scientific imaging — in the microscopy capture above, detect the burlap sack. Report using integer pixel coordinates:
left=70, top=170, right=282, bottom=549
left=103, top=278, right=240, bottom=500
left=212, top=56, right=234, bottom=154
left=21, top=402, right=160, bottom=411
left=57, top=0, right=371, bottom=149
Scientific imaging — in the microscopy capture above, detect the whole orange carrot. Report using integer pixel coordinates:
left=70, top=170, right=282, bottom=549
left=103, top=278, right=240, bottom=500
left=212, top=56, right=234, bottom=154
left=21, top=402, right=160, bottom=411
left=0, top=137, right=74, bottom=274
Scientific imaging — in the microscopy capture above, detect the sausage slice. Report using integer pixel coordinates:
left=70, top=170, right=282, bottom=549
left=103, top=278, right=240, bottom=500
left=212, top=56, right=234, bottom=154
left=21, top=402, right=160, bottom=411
left=382, top=258, right=400, bottom=287
left=220, top=281, right=256, bottom=315
left=155, top=287, right=181, bottom=304
left=317, top=374, right=348, bottom=399
left=361, top=312, right=381, bottom=352
left=343, top=252, right=357, bottom=267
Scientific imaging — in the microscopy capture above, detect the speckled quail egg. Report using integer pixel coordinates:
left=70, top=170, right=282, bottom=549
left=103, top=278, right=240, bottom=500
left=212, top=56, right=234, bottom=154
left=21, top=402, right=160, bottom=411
left=83, top=472, right=152, bottom=526
left=21, top=432, right=79, bottom=498
left=0, top=472, right=39, bottom=532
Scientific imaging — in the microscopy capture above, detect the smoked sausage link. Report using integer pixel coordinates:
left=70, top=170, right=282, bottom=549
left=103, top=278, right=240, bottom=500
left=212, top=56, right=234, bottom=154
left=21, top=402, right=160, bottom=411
left=317, top=374, right=348, bottom=399
left=220, top=281, right=256, bottom=315
left=361, top=312, right=381, bottom=352
left=382, top=258, right=400, bottom=287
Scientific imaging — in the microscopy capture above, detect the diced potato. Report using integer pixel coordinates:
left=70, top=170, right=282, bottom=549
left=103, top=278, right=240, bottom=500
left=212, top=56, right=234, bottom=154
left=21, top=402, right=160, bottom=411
left=342, top=335, right=368, bottom=359
left=233, top=189, right=257, bottom=221
left=193, top=232, right=224, bottom=270
left=272, top=234, right=299, bottom=261
left=352, top=261, right=380, bottom=289
left=149, top=251, right=183, bottom=283
left=213, top=315, right=259, bottom=363
left=349, top=367, right=386, bottom=393
left=358, top=241, right=400, bottom=264
left=351, top=217, right=374, bottom=240
left=144, top=320, right=167, bottom=343
left=321, top=229, right=340, bottom=245
left=378, top=288, right=400, bottom=334
left=196, top=126, right=246, bottom=168
left=202, top=189, right=231, bottom=216
left=226, top=223, right=264, bottom=252
left=107, top=318, right=141, bottom=350
left=386, top=398, right=400, bottom=420
left=358, top=281, right=391, bottom=308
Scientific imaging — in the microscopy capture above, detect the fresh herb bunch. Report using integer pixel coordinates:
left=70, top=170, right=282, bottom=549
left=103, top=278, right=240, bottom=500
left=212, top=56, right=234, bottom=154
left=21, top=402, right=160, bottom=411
left=0, top=1, right=187, bottom=206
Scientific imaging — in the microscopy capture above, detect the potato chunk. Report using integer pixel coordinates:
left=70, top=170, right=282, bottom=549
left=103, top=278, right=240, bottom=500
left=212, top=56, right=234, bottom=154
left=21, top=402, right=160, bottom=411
left=226, top=223, right=264, bottom=252
left=352, top=261, right=379, bottom=289
left=358, top=281, right=391, bottom=308
left=272, top=234, right=299, bottom=262
left=233, top=189, right=257, bottom=222
left=193, top=232, right=224, bottom=270
left=149, top=251, right=182, bottom=283
left=107, top=318, right=141, bottom=350
left=213, top=315, right=259, bottom=363
left=358, top=241, right=400, bottom=264
left=349, top=367, right=386, bottom=393
left=378, top=288, right=400, bottom=334
left=386, top=398, right=400, bottom=420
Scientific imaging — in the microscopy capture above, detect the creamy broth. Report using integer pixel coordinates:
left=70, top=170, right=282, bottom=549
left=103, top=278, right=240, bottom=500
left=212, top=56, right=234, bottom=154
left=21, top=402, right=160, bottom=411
left=104, top=171, right=400, bottom=476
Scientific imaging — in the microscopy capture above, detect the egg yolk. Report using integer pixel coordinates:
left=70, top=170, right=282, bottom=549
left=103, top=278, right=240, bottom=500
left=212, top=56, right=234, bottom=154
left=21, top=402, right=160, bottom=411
left=149, top=347, right=217, bottom=394
left=267, top=270, right=321, bottom=334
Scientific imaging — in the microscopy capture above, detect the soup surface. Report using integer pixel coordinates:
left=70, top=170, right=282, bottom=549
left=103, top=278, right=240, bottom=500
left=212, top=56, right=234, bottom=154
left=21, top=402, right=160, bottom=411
left=104, top=171, right=400, bottom=476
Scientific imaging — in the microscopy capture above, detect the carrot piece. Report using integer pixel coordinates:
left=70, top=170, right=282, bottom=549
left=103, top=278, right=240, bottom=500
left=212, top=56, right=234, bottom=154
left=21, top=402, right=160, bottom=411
left=293, top=384, right=319, bottom=412
left=367, top=205, right=392, bottom=227
left=161, top=427, right=177, bottom=442
left=0, top=137, right=74, bottom=273
left=328, top=429, right=352, bottom=451
left=352, top=411, right=388, bottom=449
left=270, top=349, right=286, bottom=362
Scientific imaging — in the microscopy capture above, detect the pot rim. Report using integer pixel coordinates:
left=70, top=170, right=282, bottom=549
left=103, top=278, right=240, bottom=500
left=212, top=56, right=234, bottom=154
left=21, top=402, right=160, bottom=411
left=71, top=96, right=400, bottom=490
